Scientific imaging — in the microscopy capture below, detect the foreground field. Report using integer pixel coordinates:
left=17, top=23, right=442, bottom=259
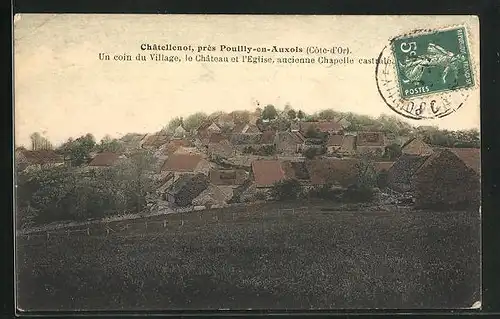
left=16, top=203, right=480, bottom=311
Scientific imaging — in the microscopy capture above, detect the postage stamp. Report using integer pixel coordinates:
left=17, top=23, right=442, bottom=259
left=375, top=25, right=478, bottom=120
left=392, top=27, right=475, bottom=99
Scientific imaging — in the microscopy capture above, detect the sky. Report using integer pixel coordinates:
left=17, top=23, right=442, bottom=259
left=14, top=14, right=480, bottom=147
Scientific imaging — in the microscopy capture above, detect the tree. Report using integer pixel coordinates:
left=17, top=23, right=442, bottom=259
left=287, top=109, right=297, bottom=120
left=384, top=143, right=402, bottom=160
left=297, top=110, right=305, bottom=120
left=302, top=147, right=318, bottom=159
left=317, top=109, right=339, bottom=121
left=57, top=134, right=96, bottom=166
left=261, top=104, right=278, bottom=121
left=96, top=135, right=124, bottom=153
left=231, top=110, right=251, bottom=124
left=304, top=125, right=319, bottom=138
left=270, top=179, right=302, bottom=201
left=114, top=149, right=156, bottom=214
left=183, top=112, right=208, bottom=131
left=30, top=132, right=53, bottom=150
left=166, top=117, right=183, bottom=133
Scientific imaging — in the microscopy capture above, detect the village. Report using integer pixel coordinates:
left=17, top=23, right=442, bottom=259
left=15, top=106, right=481, bottom=225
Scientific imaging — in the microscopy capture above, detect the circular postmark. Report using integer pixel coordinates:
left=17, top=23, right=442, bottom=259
left=375, top=26, right=477, bottom=120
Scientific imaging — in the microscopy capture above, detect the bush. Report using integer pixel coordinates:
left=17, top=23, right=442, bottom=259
left=376, top=170, right=389, bottom=189
left=308, top=184, right=343, bottom=201
left=342, top=184, right=375, bottom=203
left=270, top=179, right=302, bottom=201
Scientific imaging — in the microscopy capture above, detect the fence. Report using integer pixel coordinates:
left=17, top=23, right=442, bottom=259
left=17, top=206, right=311, bottom=241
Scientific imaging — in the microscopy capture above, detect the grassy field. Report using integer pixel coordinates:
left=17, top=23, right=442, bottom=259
left=16, top=202, right=481, bottom=311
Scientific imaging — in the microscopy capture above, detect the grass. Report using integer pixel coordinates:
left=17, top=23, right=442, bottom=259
left=16, top=202, right=481, bottom=311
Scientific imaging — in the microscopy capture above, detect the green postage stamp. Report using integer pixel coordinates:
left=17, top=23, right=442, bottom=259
left=392, top=27, right=475, bottom=99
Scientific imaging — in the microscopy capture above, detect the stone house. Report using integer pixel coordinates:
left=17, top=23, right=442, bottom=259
left=192, top=184, right=233, bottom=208
left=412, top=148, right=480, bottom=208
left=207, top=139, right=236, bottom=159
left=209, top=168, right=248, bottom=186
left=88, top=152, right=126, bottom=168
left=15, top=149, right=65, bottom=171
left=196, top=121, right=221, bottom=140
left=356, top=132, right=386, bottom=157
left=160, top=153, right=212, bottom=180
left=140, top=131, right=170, bottom=149
left=165, top=173, right=210, bottom=207
left=274, top=131, right=305, bottom=155
left=251, top=159, right=286, bottom=188
left=306, top=158, right=359, bottom=187
left=386, top=154, right=431, bottom=193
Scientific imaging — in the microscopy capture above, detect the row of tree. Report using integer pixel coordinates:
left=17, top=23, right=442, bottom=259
left=17, top=150, right=156, bottom=228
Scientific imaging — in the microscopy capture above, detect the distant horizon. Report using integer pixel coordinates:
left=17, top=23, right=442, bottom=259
left=14, top=106, right=480, bottom=149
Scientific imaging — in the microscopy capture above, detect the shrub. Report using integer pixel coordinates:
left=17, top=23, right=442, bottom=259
left=342, top=184, right=375, bottom=203
left=376, top=170, right=389, bottom=189
left=269, top=179, right=302, bottom=201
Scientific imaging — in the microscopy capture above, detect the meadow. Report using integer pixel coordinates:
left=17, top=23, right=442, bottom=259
left=16, top=202, right=481, bottom=311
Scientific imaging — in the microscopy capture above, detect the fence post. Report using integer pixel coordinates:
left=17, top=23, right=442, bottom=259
left=87, top=228, right=90, bottom=236
left=145, top=221, right=148, bottom=229
left=106, top=228, right=110, bottom=236
left=46, top=232, right=50, bottom=240
left=163, top=220, right=167, bottom=228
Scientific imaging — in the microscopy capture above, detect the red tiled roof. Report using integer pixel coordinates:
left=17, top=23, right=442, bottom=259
left=251, top=160, right=286, bottom=187
left=161, top=153, right=203, bottom=172
left=88, top=152, right=121, bottom=167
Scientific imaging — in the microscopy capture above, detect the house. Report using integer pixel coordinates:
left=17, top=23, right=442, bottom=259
left=173, top=124, right=187, bottom=138
left=356, top=132, right=386, bottom=156
left=337, top=117, right=351, bottom=130
left=306, top=158, right=359, bottom=187
left=197, top=121, right=221, bottom=139
left=88, top=152, right=125, bottom=167
left=281, top=160, right=310, bottom=183
left=209, top=168, right=248, bottom=186
left=160, top=153, right=212, bottom=179
left=274, top=131, right=305, bottom=155
left=401, top=137, right=434, bottom=156
left=15, top=149, right=65, bottom=171
left=156, top=139, right=192, bottom=157
left=192, top=184, right=232, bottom=208
left=326, top=134, right=344, bottom=155
left=251, top=159, right=286, bottom=188
left=231, top=122, right=260, bottom=134
left=215, top=113, right=235, bottom=129
left=207, top=139, right=236, bottom=159
left=165, top=173, right=210, bottom=207
left=340, top=135, right=356, bottom=156
left=119, top=133, right=147, bottom=150
left=386, top=154, right=431, bottom=193
left=140, top=131, right=170, bottom=149
left=412, top=148, right=480, bottom=208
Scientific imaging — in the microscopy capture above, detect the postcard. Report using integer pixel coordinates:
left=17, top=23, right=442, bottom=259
left=14, top=14, right=481, bottom=312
